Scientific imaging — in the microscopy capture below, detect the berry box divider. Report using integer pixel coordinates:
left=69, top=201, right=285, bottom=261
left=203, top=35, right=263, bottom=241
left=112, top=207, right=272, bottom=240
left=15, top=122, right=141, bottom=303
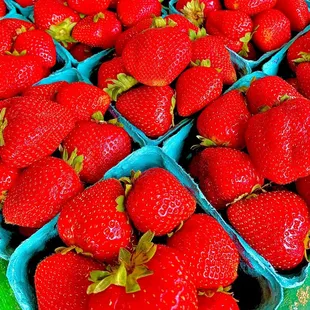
left=4, top=0, right=32, bottom=18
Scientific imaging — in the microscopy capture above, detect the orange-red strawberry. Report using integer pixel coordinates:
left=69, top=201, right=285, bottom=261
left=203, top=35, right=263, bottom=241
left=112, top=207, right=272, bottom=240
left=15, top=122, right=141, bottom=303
left=72, top=12, right=122, bottom=49
left=0, top=0, right=6, bottom=17
left=0, top=160, right=19, bottom=202
left=296, top=62, right=310, bottom=99
left=197, top=90, right=250, bottom=149
left=63, top=120, right=132, bottom=184
left=58, top=179, right=132, bottom=262
left=125, top=168, right=196, bottom=236
left=224, top=0, right=277, bottom=16
left=168, top=214, right=240, bottom=289
left=70, top=43, right=93, bottom=61
left=176, top=64, right=223, bottom=117
left=67, top=0, right=111, bottom=15
left=35, top=251, right=103, bottom=310
left=253, top=9, right=291, bottom=52
left=198, top=291, right=239, bottom=309
left=228, top=191, right=310, bottom=270
left=245, top=98, right=310, bottom=184
left=115, top=85, right=175, bottom=138
left=296, top=176, right=310, bottom=206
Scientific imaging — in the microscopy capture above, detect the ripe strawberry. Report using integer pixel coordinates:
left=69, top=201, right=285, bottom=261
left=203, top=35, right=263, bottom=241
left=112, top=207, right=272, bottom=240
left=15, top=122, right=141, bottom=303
left=15, top=0, right=36, bottom=7
left=3, top=154, right=83, bottom=228
left=296, top=62, right=310, bottom=99
left=189, top=148, right=264, bottom=209
left=176, top=64, right=223, bottom=117
left=246, top=76, right=303, bottom=114
left=228, top=191, right=310, bottom=270
left=0, top=24, right=12, bottom=55
left=165, top=14, right=198, bottom=33
left=224, top=0, right=277, bottom=16
left=242, top=42, right=257, bottom=60
left=115, top=85, right=175, bottom=138
left=70, top=44, right=93, bottom=62
left=286, top=78, right=299, bottom=91
left=0, top=97, right=75, bottom=168
left=125, top=168, right=196, bottom=236
left=117, top=0, right=162, bottom=27
left=0, top=0, right=6, bottom=17
left=0, top=18, right=33, bottom=38
left=57, top=82, right=110, bottom=122
left=198, top=291, right=239, bottom=310
left=0, top=161, right=19, bottom=202
left=0, top=55, right=45, bottom=99
left=296, top=176, right=310, bottom=206
left=109, top=0, right=118, bottom=8
left=72, top=12, right=122, bottom=49
left=122, top=25, right=192, bottom=86
left=168, top=214, right=240, bottom=289
left=253, top=9, right=291, bottom=52
left=35, top=251, right=103, bottom=310
left=63, top=120, right=132, bottom=184
left=67, top=0, right=111, bottom=15
left=245, top=98, right=310, bottom=184
left=197, top=90, right=250, bottom=149
left=58, top=179, right=132, bottom=262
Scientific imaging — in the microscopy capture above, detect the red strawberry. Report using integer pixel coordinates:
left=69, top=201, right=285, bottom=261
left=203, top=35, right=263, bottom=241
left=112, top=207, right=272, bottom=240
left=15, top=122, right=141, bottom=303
left=0, top=24, right=12, bottom=55
left=3, top=154, right=83, bottom=228
left=286, top=78, right=299, bottom=91
left=241, top=42, right=257, bottom=60
left=246, top=76, right=303, bottom=114
left=0, top=18, right=33, bottom=38
left=70, top=44, right=93, bottom=62
left=109, top=0, right=118, bottom=8
left=165, top=14, right=198, bottom=33
left=253, top=9, right=291, bottom=53
left=56, top=82, right=110, bottom=122
left=198, top=291, right=239, bottom=310
left=168, top=214, right=240, bottom=289
left=72, top=12, right=122, bottom=49
left=296, top=62, right=310, bottom=99
left=125, top=168, right=196, bottom=236
left=0, top=98, right=15, bottom=111
left=58, top=179, right=132, bottom=262
left=224, top=0, right=277, bottom=16
left=63, top=120, right=132, bottom=184
left=15, top=0, right=36, bottom=7
left=117, top=0, right=162, bottom=27
left=0, top=97, right=75, bottom=168
left=0, top=0, right=5, bottom=17
left=228, top=191, right=310, bottom=270
left=67, top=0, right=111, bottom=15
left=122, top=25, right=192, bottom=86
left=296, top=176, right=310, bottom=206
left=176, top=64, right=223, bottom=117
left=0, top=161, right=19, bottom=202
left=189, top=148, right=264, bottom=209
left=245, top=98, right=310, bottom=184
left=196, top=90, right=250, bottom=149
left=35, top=251, right=103, bottom=310
left=115, top=85, right=175, bottom=138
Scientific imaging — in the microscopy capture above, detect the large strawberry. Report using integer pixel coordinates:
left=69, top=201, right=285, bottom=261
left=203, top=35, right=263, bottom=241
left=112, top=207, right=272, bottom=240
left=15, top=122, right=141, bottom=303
left=245, top=98, right=310, bottom=184
left=0, top=18, right=33, bottom=38
left=0, top=24, right=12, bottom=55
left=3, top=154, right=83, bottom=228
left=296, top=176, right=310, bottom=206
left=196, top=90, right=250, bottom=149
left=124, top=168, right=196, bottom=236
left=67, top=0, right=111, bottom=15
left=168, top=214, right=240, bottom=289
left=198, top=291, right=239, bottom=310
left=165, top=14, right=198, bottom=33
left=228, top=191, right=310, bottom=270
left=0, top=97, right=75, bottom=168
left=224, top=0, right=277, bottom=15
left=35, top=251, right=103, bottom=310
left=0, top=161, right=19, bottom=202
left=296, top=62, right=310, bottom=99
left=189, top=148, right=264, bottom=209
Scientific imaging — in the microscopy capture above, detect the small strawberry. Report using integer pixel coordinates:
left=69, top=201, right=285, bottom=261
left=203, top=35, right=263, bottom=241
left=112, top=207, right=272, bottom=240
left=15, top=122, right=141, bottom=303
left=0, top=0, right=6, bottom=18
left=196, top=90, right=250, bottom=149
left=0, top=18, right=33, bottom=38
left=115, top=85, right=175, bottom=138
left=3, top=153, right=83, bottom=228
left=176, top=62, right=223, bottom=117
left=35, top=251, right=103, bottom=310
left=72, top=12, right=122, bottom=49
left=252, top=9, right=291, bottom=52
left=0, top=161, right=19, bottom=202
left=224, top=0, right=277, bottom=16
left=0, top=24, right=13, bottom=56
left=198, top=291, right=239, bottom=310
left=117, top=0, right=162, bottom=27
left=228, top=191, right=310, bottom=270
left=296, top=176, right=310, bottom=206
left=70, top=44, right=93, bottom=62
left=168, top=214, right=240, bottom=289
left=286, top=78, right=299, bottom=91
left=124, top=168, right=196, bottom=236
left=296, top=62, right=310, bottom=99
left=58, top=179, right=132, bottom=262
left=245, top=98, right=310, bottom=184
left=67, top=0, right=111, bottom=15
left=57, top=82, right=110, bottom=122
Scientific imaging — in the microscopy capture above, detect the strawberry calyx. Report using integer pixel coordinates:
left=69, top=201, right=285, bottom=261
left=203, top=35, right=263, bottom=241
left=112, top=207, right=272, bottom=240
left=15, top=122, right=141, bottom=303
left=5, top=49, right=27, bottom=57
left=47, top=18, right=77, bottom=47
left=293, top=52, right=310, bottom=64
left=55, top=245, right=94, bottom=257
left=119, top=170, right=142, bottom=196
left=15, top=25, right=35, bottom=37
left=167, top=221, right=184, bottom=238
left=152, top=16, right=177, bottom=28
left=62, top=147, right=84, bottom=174
left=191, top=59, right=222, bottom=73
left=0, top=108, right=8, bottom=147
left=116, top=195, right=125, bottom=212
left=170, top=95, right=176, bottom=128
left=191, top=135, right=229, bottom=150
left=93, top=12, right=105, bottom=23
left=91, top=112, right=124, bottom=128
left=304, top=230, right=310, bottom=261
left=0, top=190, right=7, bottom=209
left=239, top=30, right=255, bottom=58
left=198, top=286, right=235, bottom=298
left=181, top=0, right=205, bottom=27
left=279, top=94, right=291, bottom=103
left=189, top=27, right=207, bottom=41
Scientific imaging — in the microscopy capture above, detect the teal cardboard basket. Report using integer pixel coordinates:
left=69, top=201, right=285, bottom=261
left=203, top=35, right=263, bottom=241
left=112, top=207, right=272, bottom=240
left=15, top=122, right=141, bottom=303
left=4, top=0, right=32, bottom=17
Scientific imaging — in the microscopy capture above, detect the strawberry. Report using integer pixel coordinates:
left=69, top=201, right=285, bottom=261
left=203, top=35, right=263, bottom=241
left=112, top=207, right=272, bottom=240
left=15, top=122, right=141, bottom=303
left=0, top=97, right=75, bottom=168
left=296, top=176, right=310, bottom=206
left=196, top=90, right=251, bottom=149
left=0, top=0, right=6, bottom=17
left=35, top=251, right=103, bottom=310
left=122, top=24, right=192, bottom=86
left=18, top=226, right=38, bottom=237
left=198, top=291, right=239, bottom=310
left=168, top=214, right=240, bottom=289
left=0, top=24, right=12, bottom=56
left=58, top=179, right=132, bottom=262
left=3, top=154, right=83, bottom=228
left=13, top=29, right=57, bottom=68
left=296, top=62, right=310, bottom=99
left=275, top=0, right=309, bottom=32
left=109, top=0, right=118, bottom=9
left=70, top=43, right=93, bottom=61
left=245, top=98, right=310, bottom=184
left=15, top=0, right=36, bottom=7
left=117, top=0, right=162, bottom=27
left=63, top=119, right=132, bottom=184
left=224, top=0, right=277, bottom=16
left=228, top=191, right=310, bottom=270
left=252, top=9, right=291, bottom=53
left=56, top=82, right=110, bottom=122
left=0, top=18, right=33, bottom=38
left=189, top=148, right=264, bottom=209
left=88, top=233, right=198, bottom=309
left=0, top=55, right=45, bottom=99
left=246, top=76, right=303, bottom=114
left=176, top=64, right=223, bottom=117
left=165, top=14, right=198, bottom=33
left=67, top=0, right=111, bottom=15
left=125, top=168, right=196, bottom=236
left=0, top=161, right=19, bottom=202
left=242, top=42, right=257, bottom=60
left=72, top=12, right=122, bottom=49
left=286, top=78, right=299, bottom=91
left=115, top=85, right=175, bottom=138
